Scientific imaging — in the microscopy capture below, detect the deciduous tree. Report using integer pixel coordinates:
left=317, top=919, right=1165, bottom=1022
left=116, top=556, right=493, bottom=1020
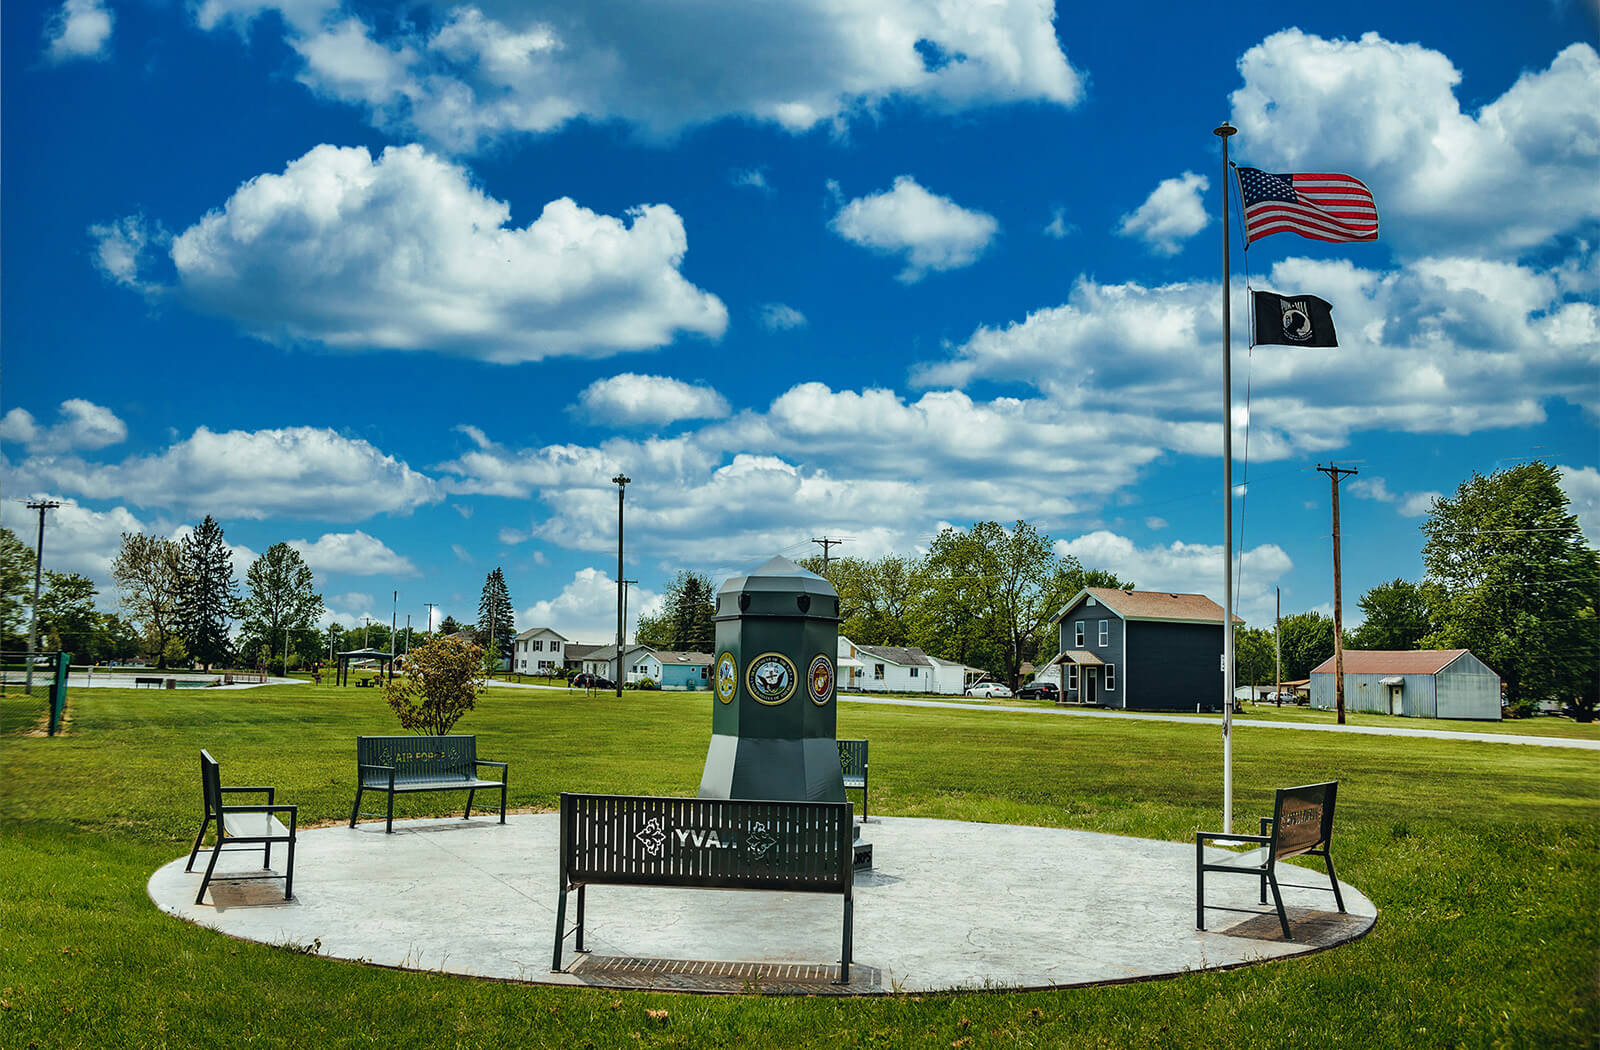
left=386, top=634, right=487, bottom=735
left=1421, top=462, right=1599, bottom=716
left=1348, top=578, right=1434, bottom=651
left=1278, top=612, right=1335, bottom=681
left=0, top=526, right=35, bottom=649
left=37, top=572, right=98, bottom=661
left=112, top=532, right=184, bottom=668
left=238, top=543, right=324, bottom=674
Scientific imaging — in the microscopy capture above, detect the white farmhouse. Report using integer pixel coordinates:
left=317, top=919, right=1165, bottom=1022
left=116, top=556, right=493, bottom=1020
left=513, top=627, right=568, bottom=674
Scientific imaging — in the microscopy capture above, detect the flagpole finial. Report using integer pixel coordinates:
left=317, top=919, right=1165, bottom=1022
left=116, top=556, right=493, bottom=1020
left=1214, top=121, right=1236, bottom=138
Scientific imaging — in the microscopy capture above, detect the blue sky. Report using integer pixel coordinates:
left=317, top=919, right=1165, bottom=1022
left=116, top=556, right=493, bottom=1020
left=3, top=0, right=1597, bottom=643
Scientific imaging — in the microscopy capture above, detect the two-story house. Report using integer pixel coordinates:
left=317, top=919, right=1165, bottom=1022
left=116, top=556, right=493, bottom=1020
left=512, top=627, right=567, bottom=674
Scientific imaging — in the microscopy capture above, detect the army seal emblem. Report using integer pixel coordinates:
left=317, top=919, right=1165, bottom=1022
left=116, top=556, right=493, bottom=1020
left=715, top=651, right=737, bottom=704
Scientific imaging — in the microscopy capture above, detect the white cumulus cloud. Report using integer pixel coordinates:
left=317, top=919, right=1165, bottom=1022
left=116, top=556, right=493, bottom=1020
left=98, top=143, right=726, bottom=362
left=1115, top=172, right=1209, bottom=255
left=43, top=0, right=113, bottom=62
left=520, top=567, right=660, bottom=644
left=1231, top=32, right=1600, bottom=257
left=1055, top=530, right=1293, bottom=627
left=0, top=400, right=126, bottom=455
left=193, top=0, right=1081, bottom=150
left=1557, top=464, right=1600, bottom=545
left=830, top=176, right=998, bottom=283
left=287, top=530, right=418, bottom=576
left=758, top=303, right=807, bottom=331
left=576, top=373, right=731, bottom=426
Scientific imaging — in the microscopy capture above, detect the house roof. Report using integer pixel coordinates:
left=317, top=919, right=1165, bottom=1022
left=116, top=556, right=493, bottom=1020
left=586, top=643, right=654, bottom=662
left=563, top=642, right=604, bottom=660
left=650, top=651, right=713, bottom=666
left=1051, top=587, right=1241, bottom=625
left=1309, top=649, right=1472, bottom=676
left=1046, top=649, right=1105, bottom=667
left=515, top=626, right=567, bottom=641
left=853, top=644, right=934, bottom=668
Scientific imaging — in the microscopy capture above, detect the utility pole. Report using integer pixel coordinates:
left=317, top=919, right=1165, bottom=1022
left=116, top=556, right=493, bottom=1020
left=23, top=499, right=60, bottom=696
left=1318, top=463, right=1359, bottom=724
left=363, top=616, right=371, bottom=649
left=391, top=591, right=397, bottom=681
left=621, top=579, right=638, bottom=682
left=283, top=626, right=290, bottom=679
left=403, top=614, right=410, bottom=656
left=1274, top=586, right=1282, bottom=707
left=612, top=473, right=630, bottom=698
left=424, top=603, right=436, bottom=642
left=810, top=537, right=845, bottom=574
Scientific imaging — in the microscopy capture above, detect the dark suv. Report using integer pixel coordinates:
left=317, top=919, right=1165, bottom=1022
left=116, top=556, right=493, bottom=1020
left=572, top=673, right=615, bottom=689
left=1016, top=681, right=1060, bottom=701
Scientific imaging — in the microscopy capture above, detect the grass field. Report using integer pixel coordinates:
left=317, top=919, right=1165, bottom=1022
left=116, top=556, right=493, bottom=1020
left=3, top=683, right=1597, bottom=1049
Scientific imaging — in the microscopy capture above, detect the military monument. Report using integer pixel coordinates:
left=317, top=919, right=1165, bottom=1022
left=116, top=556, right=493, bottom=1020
left=698, top=555, right=848, bottom=803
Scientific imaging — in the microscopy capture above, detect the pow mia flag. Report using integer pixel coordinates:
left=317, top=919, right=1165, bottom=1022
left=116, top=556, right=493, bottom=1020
left=1252, top=290, right=1338, bottom=348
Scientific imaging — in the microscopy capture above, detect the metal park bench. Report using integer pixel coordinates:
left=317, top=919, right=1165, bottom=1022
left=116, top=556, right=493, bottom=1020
left=135, top=676, right=164, bottom=688
left=1196, top=781, right=1346, bottom=939
left=838, top=739, right=869, bottom=822
left=186, top=750, right=297, bottom=905
left=553, top=792, right=856, bottom=982
left=350, top=735, right=508, bottom=833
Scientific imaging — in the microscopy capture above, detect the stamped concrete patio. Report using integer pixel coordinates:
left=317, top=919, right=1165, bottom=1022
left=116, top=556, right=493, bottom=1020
left=149, top=813, right=1376, bottom=995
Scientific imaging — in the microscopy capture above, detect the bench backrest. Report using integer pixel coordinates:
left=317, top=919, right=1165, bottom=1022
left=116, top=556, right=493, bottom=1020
left=1272, top=781, right=1337, bottom=861
left=560, top=793, right=852, bottom=894
left=837, top=739, right=867, bottom=778
left=357, top=735, right=478, bottom=781
left=200, top=749, right=223, bottom=818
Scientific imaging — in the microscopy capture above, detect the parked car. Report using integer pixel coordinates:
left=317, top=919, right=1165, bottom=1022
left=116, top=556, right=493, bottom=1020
left=1016, top=681, right=1060, bottom=701
left=571, top=673, right=615, bottom=689
left=965, top=682, right=1012, bottom=698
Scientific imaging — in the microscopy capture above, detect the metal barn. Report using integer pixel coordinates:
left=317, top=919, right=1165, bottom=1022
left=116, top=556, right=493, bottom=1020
left=1309, top=649, right=1501, bottom=720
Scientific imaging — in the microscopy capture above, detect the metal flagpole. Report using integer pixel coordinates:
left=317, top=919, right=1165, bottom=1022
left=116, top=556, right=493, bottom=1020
left=1215, top=121, right=1237, bottom=834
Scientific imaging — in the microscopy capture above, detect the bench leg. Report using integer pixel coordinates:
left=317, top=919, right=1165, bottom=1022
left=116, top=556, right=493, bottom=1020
left=464, top=788, right=475, bottom=819
left=835, top=895, right=853, bottom=985
left=263, top=839, right=271, bottom=869
left=499, top=778, right=507, bottom=824
left=385, top=790, right=395, bottom=834
left=196, top=844, right=223, bottom=906
left=185, top=815, right=212, bottom=872
left=552, top=882, right=568, bottom=972
left=1194, top=838, right=1206, bottom=930
left=284, top=837, right=295, bottom=901
left=575, top=885, right=586, bottom=953
left=862, top=786, right=867, bottom=824
left=349, top=785, right=363, bottom=828
left=1266, top=870, right=1291, bottom=939
left=1322, top=850, right=1347, bottom=912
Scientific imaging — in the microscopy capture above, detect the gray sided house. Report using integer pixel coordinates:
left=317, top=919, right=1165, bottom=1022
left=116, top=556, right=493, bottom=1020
left=1310, top=649, right=1501, bottom=720
left=1046, top=588, right=1238, bottom=711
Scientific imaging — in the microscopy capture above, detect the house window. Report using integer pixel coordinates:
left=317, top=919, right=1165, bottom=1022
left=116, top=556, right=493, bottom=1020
left=1074, top=622, right=1085, bottom=647
left=874, top=664, right=885, bottom=680
left=700, top=666, right=708, bottom=679
left=1098, top=620, right=1108, bottom=646
left=535, top=639, right=545, bottom=651
left=1067, top=665, right=1079, bottom=690
left=1105, top=663, right=1115, bottom=691
left=909, top=666, right=918, bottom=678
left=551, top=641, right=561, bottom=652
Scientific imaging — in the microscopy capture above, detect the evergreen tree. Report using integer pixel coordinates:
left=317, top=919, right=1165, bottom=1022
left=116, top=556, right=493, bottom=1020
left=477, top=568, right=515, bottom=657
left=438, top=615, right=463, bottom=636
left=636, top=571, right=717, bottom=650
left=178, top=516, right=239, bottom=670
left=238, top=543, right=324, bottom=674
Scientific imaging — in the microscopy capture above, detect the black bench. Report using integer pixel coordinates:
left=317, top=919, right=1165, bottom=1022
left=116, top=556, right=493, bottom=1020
left=186, top=749, right=297, bottom=905
left=1196, top=781, right=1346, bottom=939
left=838, top=739, right=869, bottom=822
left=350, top=735, right=508, bottom=833
left=135, top=676, right=164, bottom=688
left=553, top=792, right=856, bottom=982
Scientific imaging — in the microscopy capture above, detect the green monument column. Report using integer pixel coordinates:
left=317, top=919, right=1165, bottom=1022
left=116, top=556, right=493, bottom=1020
left=698, top=556, right=846, bottom=803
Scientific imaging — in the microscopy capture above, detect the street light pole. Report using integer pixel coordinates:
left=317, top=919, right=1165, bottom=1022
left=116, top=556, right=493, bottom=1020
left=23, top=499, right=60, bottom=696
left=612, top=473, right=630, bottom=698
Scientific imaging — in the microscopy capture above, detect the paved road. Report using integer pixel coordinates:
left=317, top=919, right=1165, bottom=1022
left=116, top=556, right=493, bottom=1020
left=839, top=694, right=1600, bottom=751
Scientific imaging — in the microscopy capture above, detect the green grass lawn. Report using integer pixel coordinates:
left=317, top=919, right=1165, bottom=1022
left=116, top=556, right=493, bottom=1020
left=3, top=683, right=1597, bottom=1049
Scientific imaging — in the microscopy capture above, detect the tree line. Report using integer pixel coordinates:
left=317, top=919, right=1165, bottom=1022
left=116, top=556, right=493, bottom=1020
left=639, top=520, right=1133, bottom=687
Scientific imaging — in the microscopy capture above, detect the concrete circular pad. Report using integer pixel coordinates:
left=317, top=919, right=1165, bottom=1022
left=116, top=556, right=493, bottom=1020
left=149, top=814, right=1375, bottom=994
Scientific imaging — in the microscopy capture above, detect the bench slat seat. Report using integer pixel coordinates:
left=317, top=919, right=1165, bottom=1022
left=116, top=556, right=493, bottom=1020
left=1196, top=781, right=1346, bottom=940
left=350, top=736, right=507, bottom=833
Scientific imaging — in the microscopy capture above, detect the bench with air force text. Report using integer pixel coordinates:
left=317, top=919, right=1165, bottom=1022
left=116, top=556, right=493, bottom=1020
left=350, top=735, right=507, bottom=833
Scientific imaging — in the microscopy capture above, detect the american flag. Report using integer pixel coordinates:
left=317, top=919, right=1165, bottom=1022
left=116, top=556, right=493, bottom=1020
left=1235, top=167, right=1378, bottom=246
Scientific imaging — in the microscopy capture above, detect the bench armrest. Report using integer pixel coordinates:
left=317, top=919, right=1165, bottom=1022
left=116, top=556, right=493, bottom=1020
left=359, top=763, right=396, bottom=787
left=221, top=803, right=298, bottom=830
left=474, top=760, right=508, bottom=771
left=220, top=785, right=275, bottom=800
left=1196, top=831, right=1272, bottom=846
left=1260, top=816, right=1275, bottom=836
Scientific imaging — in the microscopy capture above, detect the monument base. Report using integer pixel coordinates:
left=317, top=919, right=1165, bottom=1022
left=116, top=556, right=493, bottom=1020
left=698, top=734, right=847, bottom=802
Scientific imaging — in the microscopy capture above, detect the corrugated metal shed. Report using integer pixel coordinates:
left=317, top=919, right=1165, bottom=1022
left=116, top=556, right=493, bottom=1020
left=1310, top=649, right=1501, bottom=720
